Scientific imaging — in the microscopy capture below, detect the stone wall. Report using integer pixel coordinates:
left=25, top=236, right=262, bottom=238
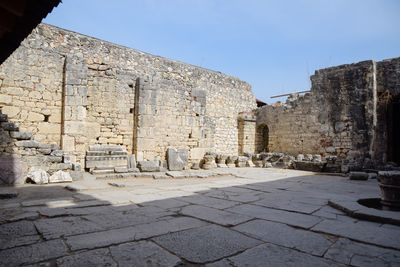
left=0, top=23, right=256, bottom=168
left=256, top=60, right=379, bottom=168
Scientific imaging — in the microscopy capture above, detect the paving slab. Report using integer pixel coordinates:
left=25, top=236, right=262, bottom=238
left=324, top=238, right=400, bottom=266
left=312, top=218, right=400, bottom=249
left=57, top=248, right=117, bottom=267
left=207, top=243, right=342, bottom=267
left=66, top=216, right=207, bottom=251
left=110, top=240, right=182, bottom=266
left=0, top=239, right=68, bottom=267
left=152, top=224, right=262, bottom=264
left=228, top=203, right=321, bottom=229
left=180, top=194, right=240, bottom=209
left=0, top=220, right=39, bottom=249
left=181, top=204, right=253, bottom=226
left=233, top=219, right=333, bottom=256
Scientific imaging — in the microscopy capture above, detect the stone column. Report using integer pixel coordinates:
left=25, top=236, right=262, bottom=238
left=61, top=56, right=88, bottom=165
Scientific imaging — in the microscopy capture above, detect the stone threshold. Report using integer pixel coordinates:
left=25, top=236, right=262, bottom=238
left=328, top=198, right=400, bottom=226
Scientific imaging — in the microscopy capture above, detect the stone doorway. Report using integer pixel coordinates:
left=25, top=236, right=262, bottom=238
left=256, top=124, right=269, bottom=153
left=387, top=96, right=400, bottom=165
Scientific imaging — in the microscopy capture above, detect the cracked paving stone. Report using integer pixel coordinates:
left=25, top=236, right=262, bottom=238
left=312, top=219, right=400, bottom=249
left=181, top=204, right=253, bottom=226
left=152, top=224, right=262, bottom=264
left=207, top=243, right=343, bottom=267
left=66, top=216, right=207, bottom=251
left=34, top=216, right=105, bottom=239
left=0, top=239, right=68, bottom=267
left=57, top=248, right=117, bottom=267
left=228, top=203, right=321, bottom=229
left=233, top=219, right=333, bottom=256
left=0, top=220, right=39, bottom=249
left=324, top=238, right=400, bottom=266
left=110, top=240, right=182, bottom=266
left=180, top=194, right=239, bottom=209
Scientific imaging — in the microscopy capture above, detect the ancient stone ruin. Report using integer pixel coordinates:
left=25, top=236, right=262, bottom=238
left=0, top=23, right=399, bottom=184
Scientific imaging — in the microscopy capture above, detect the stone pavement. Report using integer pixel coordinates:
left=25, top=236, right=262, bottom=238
left=1, top=168, right=400, bottom=266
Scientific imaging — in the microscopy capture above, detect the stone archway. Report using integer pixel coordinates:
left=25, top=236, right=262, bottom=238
left=256, top=124, right=269, bottom=153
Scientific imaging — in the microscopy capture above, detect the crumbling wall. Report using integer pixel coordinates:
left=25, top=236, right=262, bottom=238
left=257, top=60, right=377, bottom=167
left=0, top=23, right=256, bottom=166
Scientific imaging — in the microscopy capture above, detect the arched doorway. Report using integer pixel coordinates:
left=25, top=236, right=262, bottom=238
left=256, top=124, right=269, bottom=153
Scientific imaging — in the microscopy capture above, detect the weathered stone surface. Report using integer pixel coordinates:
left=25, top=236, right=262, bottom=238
left=233, top=219, right=332, bottom=256
left=167, top=148, right=188, bottom=171
left=312, top=219, right=400, bottom=249
left=57, top=248, right=117, bottom=267
left=137, top=160, right=159, bottom=172
left=69, top=171, right=83, bottom=181
left=228, top=204, right=321, bottom=229
left=1, top=122, right=19, bottom=131
left=324, top=238, right=400, bottom=266
left=214, top=243, right=338, bottom=267
left=26, top=167, right=49, bottom=184
left=152, top=224, right=261, bottom=263
left=9, top=131, right=32, bottom=140
left=181, top=205, right=253, bottom=226
left=15, top=140, right=40, bottom=148
left=349, top=171, right=369, bottom=180
left=0, top=156, right=24, bottom=185
left=66, top=217, right=207, bottom=251
left=0, top=239, right=68, bottom=267
left=0, top=113, right=8, bottom=122
left=0, top=220, right=39, bottom=249
left=114, top=166, right=128, bottom=173
left=110, top=241, right=182, bottom=266
left=49, top=170, right=72, bottom=183
left=72, top=162, right=82, bottom=171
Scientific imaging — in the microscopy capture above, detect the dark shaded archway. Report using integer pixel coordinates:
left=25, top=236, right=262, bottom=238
left=256, top=124, right=269, bottom=153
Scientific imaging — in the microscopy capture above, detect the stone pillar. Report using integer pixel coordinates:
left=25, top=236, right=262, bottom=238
left=134, top=77, right=157, bottom=161
left=61, top=56, right=88, bottom=165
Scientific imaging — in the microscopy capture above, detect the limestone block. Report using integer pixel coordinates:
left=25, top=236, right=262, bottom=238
left=64, top=121, right=86, bottom=135
left=297, top=154, right=304, bottom=161
left=10, top=131, right=32, bottom=140
left=62, top=135, right=75, bottom=152
left=2, top=122, right=19, bottom=131
left=190, top=148, right=207, bottom=160
left=70, top=171, right=83, bottom=181
left=167, top=148, right=188, bottom=171
left=51, top=150, right=64, bottom=157
left=349, top=172, right=369, bottom=181
left=137, top=161, right=160, bottom=172
left=0, top=94, right=12, bottom=104
left=15, top=140, right=40, bottom=148
left=1, top=106, right=20, bottom=118
left=38, top=122, right=60, bottom=134
left=27, top=112, right=44, bottom=122
left=72, top=162, right=82, bottom=171
left=26, top=167, right=49, bottom=184
left=49, top=170, right=72, bottom=183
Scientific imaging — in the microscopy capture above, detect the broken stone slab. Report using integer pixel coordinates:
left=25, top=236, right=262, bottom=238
left=91, top=169, right=114, bottom=175
left=297, top=154, right=305, bottom=161
left=305, top=154, right=313, bottom=161
left=47, top=156, right=63, bottom=163
left=128, top=168, right=139, bottom=173
left=313, top=154, right=322, bottom=162
left=202, top=155, right=217, bottom=170
left=50, top=150, right=64, bottom=157
left=167, top=148, right=188, bottom=171
left=166, top=171, right=187, bottom=178
left=137, top=161, right=160, bottom=172
left=226, top=156, right=237, bottom=168
left=294, top=161, right=325, bottom=172
left=15, top=140, right=40, bottom=148
left=349, top=172, right=369, bottom=181
left=235, top=156, right=248, bottom=167
left=115, top=167, right=128, bottom=173
left=216, top=155, right=228, bottom=168
left=153, top=173, right=170, bottom=179
left=49, top=171, right=72, bottom=183
left=26, top=167, right=49, bottom=184
left=9, top=131, right=32, bottom=140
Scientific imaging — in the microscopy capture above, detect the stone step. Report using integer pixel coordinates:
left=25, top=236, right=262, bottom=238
left=10, top=131, right=33, bottom=140
left=91, top=169, right=114, bottom=175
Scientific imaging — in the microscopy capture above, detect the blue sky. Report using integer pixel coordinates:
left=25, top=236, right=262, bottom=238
left=44, top=0, right=400, bottom=103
